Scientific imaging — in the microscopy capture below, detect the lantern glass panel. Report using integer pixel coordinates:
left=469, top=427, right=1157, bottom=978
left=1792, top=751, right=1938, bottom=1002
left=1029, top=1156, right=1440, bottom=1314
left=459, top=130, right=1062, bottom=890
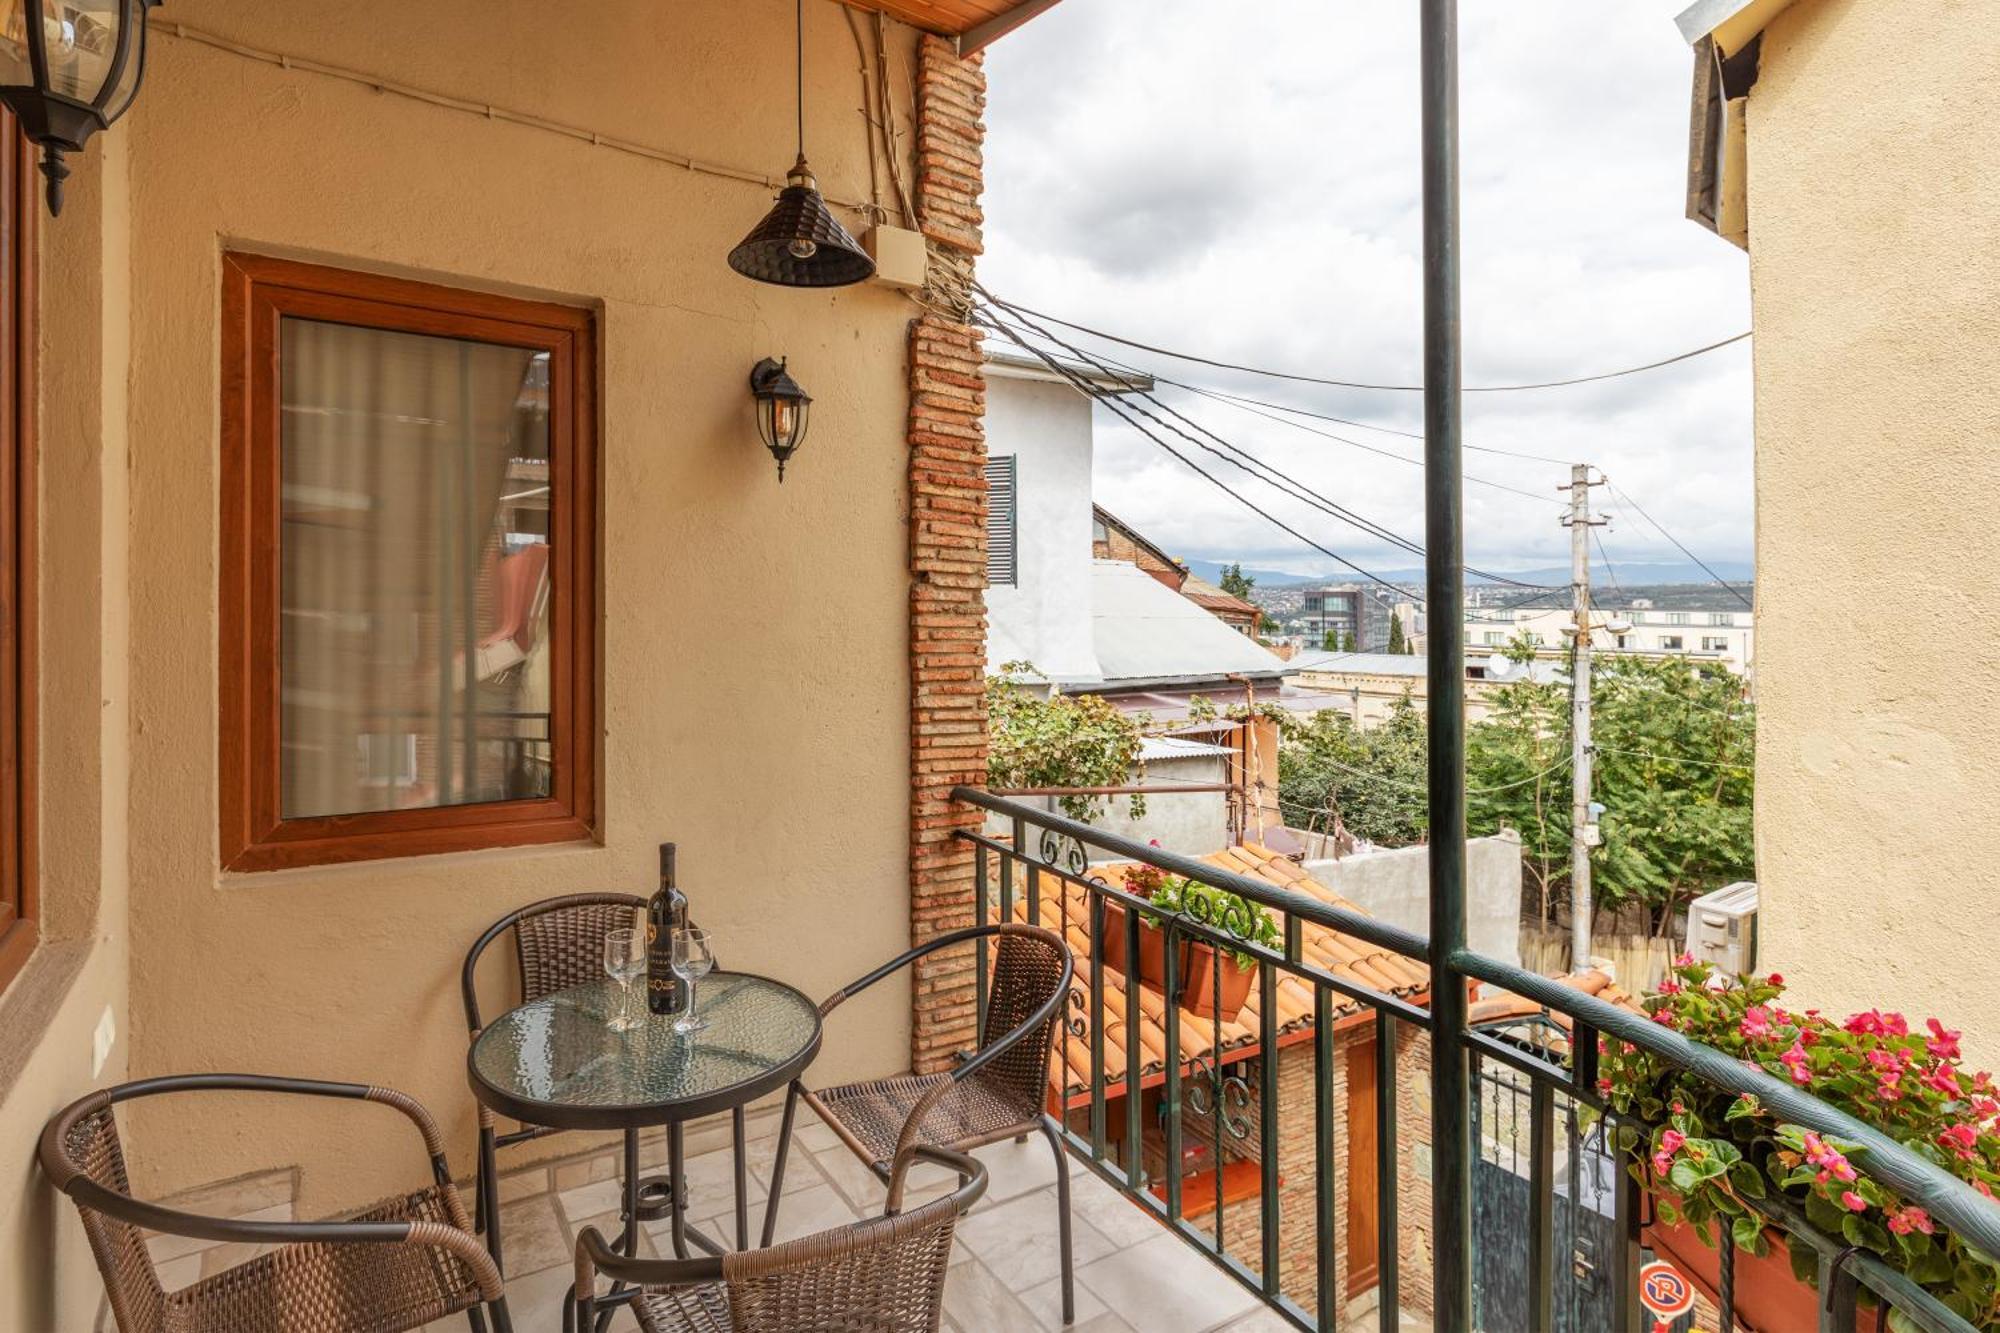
left=0, top=3, right=32, bottom=85
left=43, top=2, right=121, bottom=104
left=102, top=0, right=141, bottom=116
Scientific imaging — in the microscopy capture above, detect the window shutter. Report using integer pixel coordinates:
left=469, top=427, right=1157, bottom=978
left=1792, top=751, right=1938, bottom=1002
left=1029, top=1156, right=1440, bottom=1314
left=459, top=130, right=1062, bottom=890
left=985, top=455, right=1017, bottom=587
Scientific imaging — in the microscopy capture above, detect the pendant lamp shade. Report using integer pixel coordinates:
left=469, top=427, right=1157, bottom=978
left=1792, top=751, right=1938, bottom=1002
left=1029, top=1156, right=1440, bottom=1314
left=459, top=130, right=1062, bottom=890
left=729, top=156, right=875, bottom=287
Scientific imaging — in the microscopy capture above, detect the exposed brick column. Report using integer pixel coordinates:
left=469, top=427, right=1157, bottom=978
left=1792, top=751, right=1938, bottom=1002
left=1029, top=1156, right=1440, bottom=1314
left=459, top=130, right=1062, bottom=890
left=907, top=34, right=988, bottom=1075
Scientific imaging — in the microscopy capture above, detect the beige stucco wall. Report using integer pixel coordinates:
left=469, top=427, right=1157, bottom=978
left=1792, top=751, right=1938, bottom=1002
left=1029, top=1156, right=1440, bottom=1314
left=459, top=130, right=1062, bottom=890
left=1, top=4, right=932, bottom=1320
left=0, top=128, right=136, bottom=1330
left=1749, top=0, right=2000, bottom=1064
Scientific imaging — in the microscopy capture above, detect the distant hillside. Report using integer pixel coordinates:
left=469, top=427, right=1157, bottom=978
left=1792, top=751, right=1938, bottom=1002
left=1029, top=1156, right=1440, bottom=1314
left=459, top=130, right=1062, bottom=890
left=1185, top=557, right=1753, bottom=590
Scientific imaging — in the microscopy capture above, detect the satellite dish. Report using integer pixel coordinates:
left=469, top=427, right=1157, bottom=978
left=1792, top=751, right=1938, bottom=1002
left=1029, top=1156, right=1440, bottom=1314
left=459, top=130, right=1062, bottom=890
left=1485, top=652, right=1510, bottom=675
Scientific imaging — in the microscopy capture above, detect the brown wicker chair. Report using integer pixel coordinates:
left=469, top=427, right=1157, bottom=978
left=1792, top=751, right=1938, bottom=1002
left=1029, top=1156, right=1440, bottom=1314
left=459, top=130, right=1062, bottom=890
left=39, top=1073, right=511, bottom=1333
left=462, top=892, right=754, bottom=1266
left=761, top=922, right=1077, bottom=1324
left=574, top=1146, right=987, bottom=1333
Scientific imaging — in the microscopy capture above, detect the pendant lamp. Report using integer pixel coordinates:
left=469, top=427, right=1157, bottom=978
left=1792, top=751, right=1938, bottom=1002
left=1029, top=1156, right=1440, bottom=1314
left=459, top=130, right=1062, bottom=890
left=728, top=0, right=874, bottom=287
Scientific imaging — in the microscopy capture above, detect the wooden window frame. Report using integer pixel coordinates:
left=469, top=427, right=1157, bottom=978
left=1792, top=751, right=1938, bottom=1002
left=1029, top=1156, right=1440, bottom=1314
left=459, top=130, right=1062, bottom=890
left=219, top=254, right=598, bottom=872
left=0, top=121, right=36, bottom=992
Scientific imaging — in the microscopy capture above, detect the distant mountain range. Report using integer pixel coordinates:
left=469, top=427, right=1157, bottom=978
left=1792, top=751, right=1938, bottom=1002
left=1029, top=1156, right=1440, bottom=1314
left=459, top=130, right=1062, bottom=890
left=1184, top=558, right=1753, bottom=589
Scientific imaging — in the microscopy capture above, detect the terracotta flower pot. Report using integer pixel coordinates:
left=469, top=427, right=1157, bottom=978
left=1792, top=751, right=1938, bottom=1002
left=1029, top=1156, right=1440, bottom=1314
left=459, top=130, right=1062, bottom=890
left=1180, top=942, right=1256, bottom=1025
left=1642, top=1198, right=1885, bottom=1333
left=1100, top=899, right=1170, bottom=999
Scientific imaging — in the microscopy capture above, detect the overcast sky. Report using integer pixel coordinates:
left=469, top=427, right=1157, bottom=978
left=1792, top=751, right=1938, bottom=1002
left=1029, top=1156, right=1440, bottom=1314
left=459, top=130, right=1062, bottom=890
left=979, top=1, right=1752, bottom=581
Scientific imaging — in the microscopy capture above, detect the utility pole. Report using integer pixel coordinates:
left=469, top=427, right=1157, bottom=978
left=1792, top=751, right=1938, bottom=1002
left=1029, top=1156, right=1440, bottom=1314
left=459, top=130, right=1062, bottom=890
left=1563, top=464, right=1606, bottom=972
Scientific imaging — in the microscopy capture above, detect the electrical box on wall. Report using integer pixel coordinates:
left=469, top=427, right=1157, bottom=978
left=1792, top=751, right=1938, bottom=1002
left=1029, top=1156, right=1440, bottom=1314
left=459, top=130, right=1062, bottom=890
left=864, top=225, right=927, bottom=290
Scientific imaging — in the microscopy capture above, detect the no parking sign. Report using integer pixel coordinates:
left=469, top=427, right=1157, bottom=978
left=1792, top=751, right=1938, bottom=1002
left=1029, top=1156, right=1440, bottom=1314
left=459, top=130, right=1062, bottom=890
left=1640, top=1259, right=1696, bottom=1332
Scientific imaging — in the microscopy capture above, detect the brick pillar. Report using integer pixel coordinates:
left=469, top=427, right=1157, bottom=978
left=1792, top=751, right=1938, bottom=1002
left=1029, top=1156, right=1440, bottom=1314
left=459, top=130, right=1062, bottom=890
left=907, top=34, right=988, bottom=1075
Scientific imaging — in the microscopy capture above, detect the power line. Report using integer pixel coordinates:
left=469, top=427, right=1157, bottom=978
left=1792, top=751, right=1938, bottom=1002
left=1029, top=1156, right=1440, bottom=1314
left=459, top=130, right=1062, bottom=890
left=977, top=310, right=1422, bottom=605
left=1282, top=750, right=1573, bottom=800
left=977, top=298, right=1558, bottom=592
left=991, top=295, right=1752, bottom=394
left=985, top=309, right=1566, bottom=505
left=1602, top=482, right=1754, bottom=610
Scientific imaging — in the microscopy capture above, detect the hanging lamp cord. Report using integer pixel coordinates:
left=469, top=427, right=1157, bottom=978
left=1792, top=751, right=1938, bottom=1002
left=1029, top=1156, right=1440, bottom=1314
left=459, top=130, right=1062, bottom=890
left=795, top=0, right=806, bottom=160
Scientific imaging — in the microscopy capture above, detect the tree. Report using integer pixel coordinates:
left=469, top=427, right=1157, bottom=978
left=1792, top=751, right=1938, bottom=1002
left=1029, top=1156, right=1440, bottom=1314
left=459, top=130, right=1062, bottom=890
left=1387, top=615, right=1407, bottom=655
left=985, top=664, right=1147, bottom=821
left=1278, top=695, right=1429, bottom=848
left=1342, top=629, right=1358, bottom=652
left=1219, top=563, right=1255, bottom=600
left=1323, top=630, right=1339, bottom=651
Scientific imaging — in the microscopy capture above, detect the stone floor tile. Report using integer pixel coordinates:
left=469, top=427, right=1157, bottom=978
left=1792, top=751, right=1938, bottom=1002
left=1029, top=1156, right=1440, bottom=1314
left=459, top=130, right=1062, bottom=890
left=497, top=1262, right=580, bottom=1332
left=795, top=1118, right=843, bottom=1153
left=697, top=1181, right=861, bottom=1247
left=496, top=1163, right=549, bottom=1204
left=943, top=1255, right=1044, bottom=1332
left=741, top=1128, right=832, bottom=1196
left=1076, top=1232, right=1257, bottom=1333
left=678, top=1144, right=762, bottom=1219
left=970, top=1134, right=1062, bottom=1206
left=1019, top=1272, right=1110, bottom=1330
left=577, top=1209, right=656, bottom=1258
left=1067, top=1167, right=1166, bottom=1248
left=556, top=1176, right=624, bottom=1224
left=495, top=1194, right=571, bottom=1276
left=1067, top=1315, right=1140, bottom=1333
left=552, top=1150, right=619, bottom=1193
left=811, top=1142, right=957, bottom=1214
left=955, top=1188, right=1116, bottom=1293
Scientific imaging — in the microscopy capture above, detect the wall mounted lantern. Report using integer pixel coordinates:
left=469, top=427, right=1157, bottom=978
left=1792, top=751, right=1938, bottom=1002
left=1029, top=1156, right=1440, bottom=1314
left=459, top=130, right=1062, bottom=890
left=727, top=0, right=873, bottom=287
left=0, top=0, right=162, bottom=215
left=749, top=357, right=811, bottom=481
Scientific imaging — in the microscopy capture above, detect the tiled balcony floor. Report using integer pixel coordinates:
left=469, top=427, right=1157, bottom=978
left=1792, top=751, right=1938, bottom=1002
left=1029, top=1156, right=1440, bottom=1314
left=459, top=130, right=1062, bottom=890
left=421, top=1102, right=1432, bottom=1333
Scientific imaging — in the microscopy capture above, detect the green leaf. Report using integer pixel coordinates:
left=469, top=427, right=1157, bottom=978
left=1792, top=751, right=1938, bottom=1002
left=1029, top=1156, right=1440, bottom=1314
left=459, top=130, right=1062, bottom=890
left=1727, top=1161, right=1767, bottom=1199
left=1789, top=1238, right=1820, bottom=1284
left=1806, top=1188, right=1848, bottom=1234
left=1731, top=1211, right=1764, bottom=1254
left=1669, top=1159, right=1702, bottom=1194
left=1655, top=1196, right=1682, bottom=1228
left=1726, top=1094, right=1762, bottom=1122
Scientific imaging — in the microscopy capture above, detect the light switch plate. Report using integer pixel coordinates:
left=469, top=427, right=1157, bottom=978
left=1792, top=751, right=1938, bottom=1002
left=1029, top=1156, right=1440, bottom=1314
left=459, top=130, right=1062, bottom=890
left=92, top=1006, right=116, bottom=1078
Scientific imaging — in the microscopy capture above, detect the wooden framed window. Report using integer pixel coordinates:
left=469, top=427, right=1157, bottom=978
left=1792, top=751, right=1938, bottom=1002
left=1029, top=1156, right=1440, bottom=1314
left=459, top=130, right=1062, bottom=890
left=0, top=114, right=36, bottom=991
left=220, top=255, right=597, bottom=872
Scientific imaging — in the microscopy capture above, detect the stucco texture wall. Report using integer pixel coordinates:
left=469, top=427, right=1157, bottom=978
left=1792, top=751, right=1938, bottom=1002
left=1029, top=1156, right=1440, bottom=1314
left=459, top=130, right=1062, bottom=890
left=109, top=0, right=923, bottom=1216
left=984, top=372, right=1101, bottom=681
left=1749, top=0, right=2000, bottom=1062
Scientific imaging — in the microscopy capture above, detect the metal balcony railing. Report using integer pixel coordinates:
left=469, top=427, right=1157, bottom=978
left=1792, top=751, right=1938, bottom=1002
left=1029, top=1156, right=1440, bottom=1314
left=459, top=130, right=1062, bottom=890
left=952, top=786, right=2000, bottom=1333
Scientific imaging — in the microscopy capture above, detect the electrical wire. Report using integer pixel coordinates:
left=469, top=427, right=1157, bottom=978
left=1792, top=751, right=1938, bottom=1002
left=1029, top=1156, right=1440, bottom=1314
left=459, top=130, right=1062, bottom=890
left=1592, top=744, right=1752, bottom=773
left=984, top=308, right=1566, bottom=506
left=978, top=309, right=1422, bottom=605
left=977, top=298, right=1559, bottom=593
left=991, top=296, right=1752, bottom=394
left=1602, top=483, right=1753, bottom=610
left=1284, top=750, right=1573, bottom=799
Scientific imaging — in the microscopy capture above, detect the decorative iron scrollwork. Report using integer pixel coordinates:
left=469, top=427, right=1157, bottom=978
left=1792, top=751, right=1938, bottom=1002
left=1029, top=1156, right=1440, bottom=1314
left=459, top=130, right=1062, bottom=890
left=1037, top=827, right=1088, bottom=877
left=1065, top=985, right=1089, bottom=1040
left=1178, top=883, right=1265, bottom=951
left=1183, top=1054, right=1253, bottom=1140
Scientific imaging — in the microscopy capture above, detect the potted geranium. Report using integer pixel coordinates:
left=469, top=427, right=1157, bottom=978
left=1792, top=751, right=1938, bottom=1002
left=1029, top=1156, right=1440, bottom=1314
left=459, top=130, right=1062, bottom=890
left=1600, top=956, right=2000, bottom=1332
left=1148, top=875, right=1280, bottom=1024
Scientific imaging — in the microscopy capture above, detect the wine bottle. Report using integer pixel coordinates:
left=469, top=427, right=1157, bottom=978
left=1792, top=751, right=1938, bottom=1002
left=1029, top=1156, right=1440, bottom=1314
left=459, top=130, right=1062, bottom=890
left=647, top=842, right=689, bottom=1015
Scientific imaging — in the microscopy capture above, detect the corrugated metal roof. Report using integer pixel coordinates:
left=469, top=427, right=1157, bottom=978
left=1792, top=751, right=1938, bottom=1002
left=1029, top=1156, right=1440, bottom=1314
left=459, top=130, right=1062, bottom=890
left=1136, top=736, right=1237, bottom=762
left=1010, top=842, right=1432, bottom=1104
left=1088, top=561, right=1285, bottom=685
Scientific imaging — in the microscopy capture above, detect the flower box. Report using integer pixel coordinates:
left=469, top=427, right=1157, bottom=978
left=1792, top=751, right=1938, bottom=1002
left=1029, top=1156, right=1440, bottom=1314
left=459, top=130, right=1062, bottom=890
left=1179, top=940, right=1256, bottom=1025
left=1643, top=1197, right=1885, bottom=1333
left=1100, top=898, right=1171, bottom=1000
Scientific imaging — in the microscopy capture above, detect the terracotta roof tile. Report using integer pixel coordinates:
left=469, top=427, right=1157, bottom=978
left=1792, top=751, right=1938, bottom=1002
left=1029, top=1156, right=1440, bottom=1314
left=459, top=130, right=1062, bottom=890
left=1008, top=843, right=1431, bottom=1104
left=1467, top=967, right=1647, bottom=1032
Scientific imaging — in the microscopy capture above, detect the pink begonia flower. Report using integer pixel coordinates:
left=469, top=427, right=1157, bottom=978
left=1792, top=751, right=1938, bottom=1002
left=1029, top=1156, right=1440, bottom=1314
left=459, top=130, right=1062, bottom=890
left=1845, top=1010, right=1887, bottom=1036
left=1780, top=1043, right=1813, bottom=1085
left=1887, top=1206, right=1935, bottom=1236
left=1977, top=1179, right=1995, bottom=1200
left=1876, top=1074, right=1902, bottom=1103
left=1652, top=1009, right=1678, bottom=1028
left=1927, top=1018, right=1963, bottom=1061
left=1674, top=952, right=1694, bottom=967
left=1658, top=977, right=1683, bottom=995
left=1840, top=1191, right=1868, bottom=1213
left=1767, top=972, right=1784, bottom=985
left=1660, top=1130, right=1685, bottom=1154
left=1922, top=1065, right=1962, bottom=1097
left=1883, top=1013, right=1909, bottom=1037
left=1596, top=1078, right=1613, bottom=1097
left=1973, top=1097, right=2000, bottom=1123
left=1939, top=1123, right=1981, bottom=1162
left=1739, top=1006, right=1773, bottom=1041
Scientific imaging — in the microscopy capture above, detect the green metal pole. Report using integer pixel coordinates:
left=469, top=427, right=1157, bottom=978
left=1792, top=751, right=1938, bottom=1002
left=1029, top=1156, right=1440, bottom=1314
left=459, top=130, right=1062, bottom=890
left=1421, top=0, right=1473, bottom=1326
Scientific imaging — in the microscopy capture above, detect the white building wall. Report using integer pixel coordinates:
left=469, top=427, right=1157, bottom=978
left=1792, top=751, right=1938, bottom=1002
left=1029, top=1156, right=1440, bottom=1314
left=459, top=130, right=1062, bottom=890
left=985, top=372, right=1101, bottom=681
left=1465, top=605, right=1755, bottom=674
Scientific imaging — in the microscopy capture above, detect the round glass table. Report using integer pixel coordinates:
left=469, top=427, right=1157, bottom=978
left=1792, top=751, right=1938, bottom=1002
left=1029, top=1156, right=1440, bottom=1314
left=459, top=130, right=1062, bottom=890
left=467, top=970, right=821, bottom=1321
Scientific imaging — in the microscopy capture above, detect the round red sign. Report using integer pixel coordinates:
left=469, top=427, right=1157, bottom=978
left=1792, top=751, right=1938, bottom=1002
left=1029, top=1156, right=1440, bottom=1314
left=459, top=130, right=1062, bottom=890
left=1639, top=1260, right=1696, bottom=1318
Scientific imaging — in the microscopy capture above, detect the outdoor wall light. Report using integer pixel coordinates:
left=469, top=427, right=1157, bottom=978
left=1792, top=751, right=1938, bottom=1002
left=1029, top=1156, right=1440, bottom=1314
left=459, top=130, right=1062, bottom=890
left=750, top=357, right=812, bottom=481
left=0, top=0, right=161, bottom=215
left=727, top=0, right=874, bottom=287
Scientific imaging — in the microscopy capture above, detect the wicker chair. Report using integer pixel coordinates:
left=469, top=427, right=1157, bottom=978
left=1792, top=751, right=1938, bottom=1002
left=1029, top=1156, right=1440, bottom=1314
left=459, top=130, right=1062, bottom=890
left=39, top=1073, right=511, bottom=1333
left=761, top=923, right=1077, bottom=1323
left=574, top=1146, right=986, bottom=1333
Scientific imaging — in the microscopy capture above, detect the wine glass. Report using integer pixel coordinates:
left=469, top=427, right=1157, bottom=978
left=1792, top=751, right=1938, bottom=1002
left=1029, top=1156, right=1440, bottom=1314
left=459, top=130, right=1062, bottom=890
left=603, top=927, right=646, bottom=1032
left=671, top=927, right=715, bottom=1034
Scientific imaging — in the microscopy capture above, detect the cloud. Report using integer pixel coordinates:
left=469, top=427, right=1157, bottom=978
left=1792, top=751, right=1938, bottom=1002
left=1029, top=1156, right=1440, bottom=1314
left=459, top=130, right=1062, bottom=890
left=980, top=1, right=1752, bottom=579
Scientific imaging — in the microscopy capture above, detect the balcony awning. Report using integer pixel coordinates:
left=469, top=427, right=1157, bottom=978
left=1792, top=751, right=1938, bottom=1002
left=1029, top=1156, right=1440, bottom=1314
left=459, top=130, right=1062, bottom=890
left=841, top=0, right=1063, bottom=55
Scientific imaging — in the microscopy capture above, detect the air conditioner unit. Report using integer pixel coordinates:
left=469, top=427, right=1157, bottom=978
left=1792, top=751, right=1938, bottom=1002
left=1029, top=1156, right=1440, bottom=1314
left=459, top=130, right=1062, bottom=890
left=1682, top=880, right=1758, bottom=976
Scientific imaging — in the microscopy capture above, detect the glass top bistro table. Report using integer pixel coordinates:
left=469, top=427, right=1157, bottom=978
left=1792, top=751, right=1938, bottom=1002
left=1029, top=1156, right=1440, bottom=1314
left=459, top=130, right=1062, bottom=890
left=467, top=970, right=821, bottom=1325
